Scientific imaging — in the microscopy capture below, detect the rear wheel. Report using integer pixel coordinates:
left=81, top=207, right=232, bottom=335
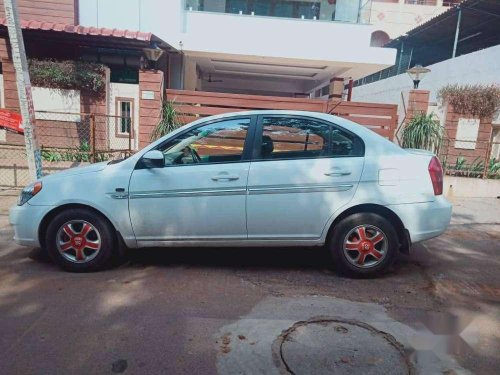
left=329, top=213, right=398, bottom=277
left=45, top=208, right=116, bottom=272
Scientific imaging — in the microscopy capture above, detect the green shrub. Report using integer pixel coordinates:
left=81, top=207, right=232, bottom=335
left=150, top=100, right=181, bottom=142
left=401, top=112, right=443, bottom=153
left=443, top=156, right=500, bottom=179
left=437, top=84, right=500, bottom=118
left=42, top=141, right=115, bottom=163
left=29, top=59, right=106, bottom=94
left=487, top=158, right=500, bottom=179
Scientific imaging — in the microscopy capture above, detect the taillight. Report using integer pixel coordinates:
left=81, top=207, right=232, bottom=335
left=428, top=156, right=443, bottom=195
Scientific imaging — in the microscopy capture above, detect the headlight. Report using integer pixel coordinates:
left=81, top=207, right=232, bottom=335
left=18, top=181, right=43, bottom=206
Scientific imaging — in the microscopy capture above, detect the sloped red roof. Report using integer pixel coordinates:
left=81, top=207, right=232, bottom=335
left=0, top=19, right=153, bottom=42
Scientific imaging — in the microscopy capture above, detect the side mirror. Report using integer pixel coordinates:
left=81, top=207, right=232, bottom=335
left=142, top=150, right=164, bottom=168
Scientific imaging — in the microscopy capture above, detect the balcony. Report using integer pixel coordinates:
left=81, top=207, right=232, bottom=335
left=185, top=0, right=373, bottom=24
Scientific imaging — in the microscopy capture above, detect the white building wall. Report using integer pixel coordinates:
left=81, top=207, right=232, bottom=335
left=32, top=88, right=81, bottom=122
left=353, top=45, right=500, bottom=154
left=79, top=0, right=396, bottom=71
left=182, top=11, right=394, bottom=66
left=370, top=0, right=454, bottom=40
left=352, top=45, right=500, bottom=106
left=79, top=0, right=185, bottom=49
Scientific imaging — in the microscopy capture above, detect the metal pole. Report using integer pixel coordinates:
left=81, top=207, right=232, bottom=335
left=3, top=0, right=42, bottom=180
left=90, top=114, right=96, bottom=163
left=138, top=0, right=142, bottom=31
left=128, top=117, right=132, bottom=154
left=482, top=129, right=493, bottom=179
left=347, top=79, right=353, bottom=101
left=397, top=41, right=404, bottom=75
left=407, top=47, right=414, bottom=69
left=452, top=7, right=462, bottom=58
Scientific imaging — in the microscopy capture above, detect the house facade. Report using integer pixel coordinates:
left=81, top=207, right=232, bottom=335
left=0, top=0, right=177, bottom=151
left=78, top=0, right=397, bottom=98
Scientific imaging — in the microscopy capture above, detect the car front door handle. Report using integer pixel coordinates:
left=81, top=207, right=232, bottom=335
left=212, top=175, right=239, bottom=181
left=324, top=170, right=352, bottom=177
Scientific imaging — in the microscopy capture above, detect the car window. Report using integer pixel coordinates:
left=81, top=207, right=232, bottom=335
left=158, top=118, right=250, bottom=166
left=258, top=116, right=363, bottom=160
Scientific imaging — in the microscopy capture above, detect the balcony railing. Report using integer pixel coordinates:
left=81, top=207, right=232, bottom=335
left=185, top=0, right=373, bottom=24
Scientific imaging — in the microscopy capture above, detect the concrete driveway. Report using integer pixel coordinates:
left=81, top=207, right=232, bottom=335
left=0, top=190, right=498, bottom=374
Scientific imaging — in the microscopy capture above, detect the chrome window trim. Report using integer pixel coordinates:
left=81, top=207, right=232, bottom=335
left=248, top=183, right=353, bottom=195
left=130, top=187, right=247, bottom=199
left=130, top=183, right=353, bottom=199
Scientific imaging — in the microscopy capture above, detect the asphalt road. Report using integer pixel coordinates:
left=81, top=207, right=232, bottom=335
left=0, top=191, right=499, bottom=374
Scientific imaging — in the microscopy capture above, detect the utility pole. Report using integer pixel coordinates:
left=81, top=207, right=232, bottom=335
left=3, top=0, right=42, bottom=180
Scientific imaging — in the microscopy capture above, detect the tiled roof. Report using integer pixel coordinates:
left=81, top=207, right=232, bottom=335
left=0, top=19, right=153, bottom=42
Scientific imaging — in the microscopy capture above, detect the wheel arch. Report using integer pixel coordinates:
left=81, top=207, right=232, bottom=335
left=38, top=203, right=121, bottom=250
left=326, top=204, right=411, bottom=253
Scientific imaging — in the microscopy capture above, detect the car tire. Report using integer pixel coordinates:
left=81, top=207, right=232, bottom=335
left=329, top=212, right=398, bottom=278
left=45, top=208, right=117, bottom=272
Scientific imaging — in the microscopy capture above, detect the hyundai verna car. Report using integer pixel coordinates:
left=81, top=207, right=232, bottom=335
left=10, top=111, right=452, bottom=276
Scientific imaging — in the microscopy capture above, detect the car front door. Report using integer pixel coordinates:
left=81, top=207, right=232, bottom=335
left=128, top=116, right=255, bottom=244
left=246, top=115, right=365, bottom=240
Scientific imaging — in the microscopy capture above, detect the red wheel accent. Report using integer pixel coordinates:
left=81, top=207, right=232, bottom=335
left=59, top=242, right=73, bottom=252
left=75, top=248, right=85, bottom=261
left=370, top=248, right=383, bottom=259
left=371, top=233, right=384, bottom=245
left=356, top=227, right=367, bottom=241
left=357, top=253, right=367, bottom=266
left=345, top=241, right=359, bottom=250
left=62, top=224, right=77, bottom=238
left=85, top=241, right=100, bottom=250
left=80, top=223, right=92, bottom=237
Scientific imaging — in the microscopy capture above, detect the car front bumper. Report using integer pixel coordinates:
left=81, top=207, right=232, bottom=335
left=389, top=195, right=452, bottom=244
left=9, top=203, right=53, bottom=247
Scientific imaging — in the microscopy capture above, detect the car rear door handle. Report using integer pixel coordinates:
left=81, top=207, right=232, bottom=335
left=324, top=170, right=352, bottom=177
left=212, top=175, right=239, bottom=181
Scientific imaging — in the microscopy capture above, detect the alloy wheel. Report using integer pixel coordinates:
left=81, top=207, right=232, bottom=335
left=56, top=220, right=102, bottom=263
left=342, top=225, right=388, bottom=268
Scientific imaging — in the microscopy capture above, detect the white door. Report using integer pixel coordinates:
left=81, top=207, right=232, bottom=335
left=128, top=116, right=254, bottom=243
left=247, top=115, right=365, bottom=240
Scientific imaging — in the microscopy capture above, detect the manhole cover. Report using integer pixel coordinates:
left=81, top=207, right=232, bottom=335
left=276, top=319, right=410, bottom=375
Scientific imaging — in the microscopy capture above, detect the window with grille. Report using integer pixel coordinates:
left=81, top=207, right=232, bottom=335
left=116, top=99, right=133, bottom=135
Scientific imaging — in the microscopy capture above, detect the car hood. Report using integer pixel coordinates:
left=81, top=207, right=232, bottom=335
left=41, top=161, right=109, bottom=181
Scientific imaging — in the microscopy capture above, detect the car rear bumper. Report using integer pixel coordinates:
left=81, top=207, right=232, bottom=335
left=9, top=203, right=52, bottom=247
left=388, top=196, right=452, bottom=244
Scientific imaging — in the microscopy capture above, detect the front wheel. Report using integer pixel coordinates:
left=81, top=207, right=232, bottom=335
left=45, top=208, right=117, bottom=272
left=329, top=213, right=399, bottom=277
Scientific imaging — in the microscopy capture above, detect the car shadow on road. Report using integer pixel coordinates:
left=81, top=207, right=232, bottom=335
left=28, top=243, right=418, bottom=279
left=126, top=246, right=333, bottom=270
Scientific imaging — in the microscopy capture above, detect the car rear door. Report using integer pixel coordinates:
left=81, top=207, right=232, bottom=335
left=246, top=115, right=365, bottom=240
left=128, top=116, right=256, bottom=244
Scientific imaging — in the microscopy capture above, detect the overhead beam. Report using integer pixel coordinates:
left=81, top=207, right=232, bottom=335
left=452, top=6, right=462, bottom=58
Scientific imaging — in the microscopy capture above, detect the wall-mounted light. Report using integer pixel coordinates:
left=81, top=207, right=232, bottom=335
left=407, top=64, right=431, bottom=89
left=142, top=42, right=164, bottom=70
left=143, top=44, right=164, bottom=62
